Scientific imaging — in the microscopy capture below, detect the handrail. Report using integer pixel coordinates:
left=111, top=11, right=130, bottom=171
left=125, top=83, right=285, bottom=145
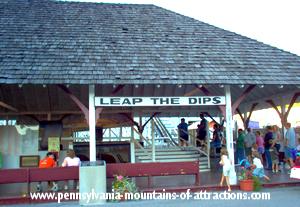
left=132, top=127, right=152, bottom=146
left=131, top=127, right=153, bottom=160
left=153, top=117, right=179, bottom=147
left=131, top=138, right=153, bottom=160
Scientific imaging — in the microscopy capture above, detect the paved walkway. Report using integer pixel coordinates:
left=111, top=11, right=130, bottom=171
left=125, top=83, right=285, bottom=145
left=7, top=186, right=300, bottom=207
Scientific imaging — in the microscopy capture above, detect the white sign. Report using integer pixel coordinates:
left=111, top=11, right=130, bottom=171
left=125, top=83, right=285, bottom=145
left=95, top=96, right=225, bottom=107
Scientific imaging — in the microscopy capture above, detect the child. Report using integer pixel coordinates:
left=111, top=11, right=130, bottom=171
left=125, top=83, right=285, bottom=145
left=255, top=131, right=264, bottom=164
left=252, top=151, right=270, bottom=181
left=251, top=144, right=258, bottom=159
left=219, top=147, right=232, bottom=191
left=270, top=140, right=279, bottom=173
left=297, top=138, right=300, bottom=152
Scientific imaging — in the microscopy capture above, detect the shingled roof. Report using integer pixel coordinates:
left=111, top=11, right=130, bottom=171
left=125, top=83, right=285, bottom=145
left=1, top=0, right=300, bottom=85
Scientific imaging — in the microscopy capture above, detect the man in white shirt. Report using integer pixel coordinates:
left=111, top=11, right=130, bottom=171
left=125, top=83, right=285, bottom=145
left=284, top=123, right=296, bottom=169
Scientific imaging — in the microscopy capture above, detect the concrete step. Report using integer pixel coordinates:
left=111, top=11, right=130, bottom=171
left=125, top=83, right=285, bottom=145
left=135, top=150, right=199, bottom=156
left=138, top=157, right=202, bottom=162
left=137, top=154, right=200, bottom=159
left=136, top=147, right=198, bottom=151
left=136, top=155, right=208, bottom=160
left=199, top=164, right=209, bottom=169
left=199, top=168, right=211, bottom=172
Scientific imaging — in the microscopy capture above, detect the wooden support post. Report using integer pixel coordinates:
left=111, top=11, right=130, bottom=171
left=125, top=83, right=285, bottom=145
left=89, top=85, right=96, bottom=162
left=225, top=85, right=237, bottom=185
left=151, top=119, right=155, bottom=162
left=130, top=126, right=135, bottom=163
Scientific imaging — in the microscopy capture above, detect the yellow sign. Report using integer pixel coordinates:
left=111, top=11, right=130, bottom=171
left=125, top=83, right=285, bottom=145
left=48, top=137, right=60, bottom=152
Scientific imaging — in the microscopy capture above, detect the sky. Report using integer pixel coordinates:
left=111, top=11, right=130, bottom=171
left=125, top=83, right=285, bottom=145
left=64, top=0, right=300, bottom=56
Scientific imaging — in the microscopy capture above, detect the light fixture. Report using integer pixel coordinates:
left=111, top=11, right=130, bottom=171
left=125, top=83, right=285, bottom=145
left=156, top=84, right=161, bottom=88
left=18, top=84, right=23, bottom=88
left=135, top=84, right=139, bottom=88
left=113, top=84, right=116, bottom=88
left=197, top=84, right=203, bottom=88
left=239, top=84, right=245, bottom=88
left=219, top=84, right=224, bottom=88
left=259, top=85, right=264, bottom=88
left=43, top=84, right=47, bottom=88
left=278, top=85, right=284, bottom=89
left=66, top=84, right=70, bottom=88
left=178, top=84, right=182, bottom=88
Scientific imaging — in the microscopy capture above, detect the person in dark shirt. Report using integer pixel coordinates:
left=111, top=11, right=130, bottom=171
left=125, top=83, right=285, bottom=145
left=196, top=113, right=208, bottom=147
left=212, top=124, right=222, bottom=157
left=264, top=126, right=273, bottom=170
left=177, top=118, right=189, bottom=146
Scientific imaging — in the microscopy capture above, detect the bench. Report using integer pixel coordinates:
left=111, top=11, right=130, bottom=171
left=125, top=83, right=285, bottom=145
left=106, top=161, right=200, bottom=188
left=0, top=161, right=199, bottom=202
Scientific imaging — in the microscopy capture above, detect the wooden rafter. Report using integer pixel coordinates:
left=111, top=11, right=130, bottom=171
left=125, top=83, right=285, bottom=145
left=192, top=85, right=256, bottom=118
left=236, top=102, right=258, bottom=129
left=120, top=112, right=161, bottom=133
left=111, top=84, right=125, bottom=95
left=193, top=85, right=226, bottom=116
left=0, top=101, right=18, bottom=112
left=57, top=84, right=89, bottom=122
left=283, top=92, right=300, bottom=123
left=265, top=99, right=283, bottom=119
left=231, top=85, right=256, bottom=113
left=184, top=87, right=200, bottom=97
left=245, top=103, right=259, bottom=128
left=95, top=84, right=125, bottom=121
left=266, top=92, right=300, bottom=125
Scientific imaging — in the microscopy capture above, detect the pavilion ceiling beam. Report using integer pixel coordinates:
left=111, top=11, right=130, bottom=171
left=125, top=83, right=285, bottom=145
left=111, top=84, right=125, bottom=95
left=96, top=84, right=125, bottom=121
left=231, top=85, right=256, bottom=113
left=236, top=102, right=258, bottom=129
left=192, top=84, right=256, bottom=118
left=0, top=101, right=18, bottom=112
left=184, top=87, right=200, bottom=97
left=266, top=92, right=300, bottom=125
left=57, top=85, right=89, bottom=122
left=119, top=112, right=161, bottom=133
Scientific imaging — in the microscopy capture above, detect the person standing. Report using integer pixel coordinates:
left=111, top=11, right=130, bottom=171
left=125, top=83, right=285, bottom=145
left=255, top=131, right=264, bottom=164
left=272, top=125, right=282, bottom=152
left=177, top=118, right=189, bottom=147
left=270, top=144, right=279, bottom=173
left=236, top=129, right=246, bottom=163
left=37, top=152, right=57, bottom=192
left=219, top=147, right=232, bottom=192
left=212, top=124, right=222, bottom=157
left=62, top=149, right=81, bottom=190
left=197, top=113, right=208, bottom=148
left=284, top=122, right=296, bottom=169
left=244, top=128, right=256, bottom=161
left=264, top=126, right=274, bottom=170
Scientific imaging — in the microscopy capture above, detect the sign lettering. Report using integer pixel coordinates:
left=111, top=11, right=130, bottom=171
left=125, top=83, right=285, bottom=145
left=95, top=96, right=225, bottom=107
